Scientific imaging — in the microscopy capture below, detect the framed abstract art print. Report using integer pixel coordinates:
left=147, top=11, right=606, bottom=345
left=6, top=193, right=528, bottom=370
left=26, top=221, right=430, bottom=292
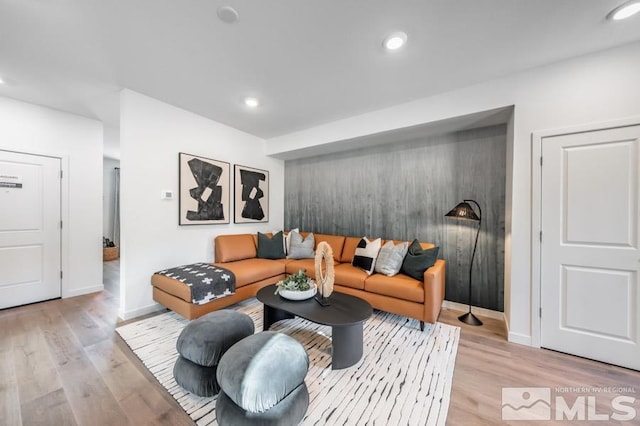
left=234, top=164, right=269, bottom=223
left=179, top=152, right=230, bottom=225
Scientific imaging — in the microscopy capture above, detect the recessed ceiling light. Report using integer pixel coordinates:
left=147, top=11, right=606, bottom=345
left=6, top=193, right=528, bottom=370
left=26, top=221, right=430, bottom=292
left=608, top=1, right=640, bottom=20
left=244, top=97, right=260, bottom=108
left=0, top=76, right=4, bottom=84
left=383, top=32, right=408, bottom=50
left=217, top=6, right=239, bottom=24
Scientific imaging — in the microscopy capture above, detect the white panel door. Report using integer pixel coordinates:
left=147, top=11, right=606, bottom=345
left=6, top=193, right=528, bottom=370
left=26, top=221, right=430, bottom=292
left=0, top=151, right=61, bottom=309
left=541, top=125, right=640, bottom=370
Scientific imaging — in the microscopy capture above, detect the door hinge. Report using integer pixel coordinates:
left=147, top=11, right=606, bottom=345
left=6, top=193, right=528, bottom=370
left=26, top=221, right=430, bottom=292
left=60, top=220, right=63, bottom=229
left=539, top=307, right=542, bottom=318
left=540, top=156, right=543, bottom=166
left=60, top=271, right=63, bottom=279
left=540, top=230, right=542, bottom=242
left=60, top=170, right=63, bottom=179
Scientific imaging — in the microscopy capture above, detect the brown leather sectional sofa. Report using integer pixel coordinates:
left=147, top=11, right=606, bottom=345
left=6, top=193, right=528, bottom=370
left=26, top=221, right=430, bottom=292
left=151, top=232, right=446, bottom=329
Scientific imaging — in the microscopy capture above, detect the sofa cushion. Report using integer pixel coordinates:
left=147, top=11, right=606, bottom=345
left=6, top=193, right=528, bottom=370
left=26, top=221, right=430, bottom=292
left=375, top=240, right=409, bottom=277
left=352, top=237, right=382, bottom=275
left=314, top=234, right=345, bottom=262
left=287, top=231, right=315, bottom=259
left=364, top=273, right=425, bottom=303
left=214, top=258, right=285, bottom=287
left=340, top=237, right=361, bottom=263
left=401, top=239, right=439, bottom=281
left=215, top=234, right=257, bottom=263
left=333, top=264, right=368, bottom=290
left=257, top=231, right=286, bottom=259
left=285, top=258, right=315, bottom=276
left=285, top=257, right=339, bottom=277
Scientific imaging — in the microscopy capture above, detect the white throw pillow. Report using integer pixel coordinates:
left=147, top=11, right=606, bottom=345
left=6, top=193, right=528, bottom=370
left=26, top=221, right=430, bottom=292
left=285, top=228, right=299, bottom=255
left=374, top=240, right=409, bottom=276
left=352, top=237, right=382, bottom=275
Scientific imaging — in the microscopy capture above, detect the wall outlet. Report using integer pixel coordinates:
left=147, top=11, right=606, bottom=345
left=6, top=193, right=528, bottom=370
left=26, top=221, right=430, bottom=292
left=161, top=190, right=174, bottom=200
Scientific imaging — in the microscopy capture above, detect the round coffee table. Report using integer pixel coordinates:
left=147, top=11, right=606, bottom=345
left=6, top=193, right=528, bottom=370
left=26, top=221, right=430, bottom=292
left=256, top=285, right=372, bottom=369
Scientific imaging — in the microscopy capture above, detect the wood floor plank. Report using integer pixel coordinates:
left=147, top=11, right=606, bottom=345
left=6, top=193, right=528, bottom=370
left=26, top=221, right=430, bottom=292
left=57, top=296, right=111, bottom=348
left=0, top=345, right=23, bottom=426
left=11, top=308, right=65, bottom=405
left=85, top=338, right=192, bottom=426
left=20, top=388, right=78, bottom=426
left=37, top=301, right=131, bottom=425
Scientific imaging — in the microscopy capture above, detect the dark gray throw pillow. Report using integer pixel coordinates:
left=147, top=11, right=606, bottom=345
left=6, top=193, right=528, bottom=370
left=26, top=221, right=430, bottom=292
left=401, top=239, right=439, bottom=281
left=257, top=231, right=286, bottom=259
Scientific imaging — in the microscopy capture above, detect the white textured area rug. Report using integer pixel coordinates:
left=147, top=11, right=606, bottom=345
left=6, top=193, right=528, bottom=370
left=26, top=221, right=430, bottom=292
left=116, top=298, right=460, bottom=426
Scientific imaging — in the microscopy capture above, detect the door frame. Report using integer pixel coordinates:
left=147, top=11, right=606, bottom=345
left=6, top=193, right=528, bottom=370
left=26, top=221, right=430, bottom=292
left=0, top=148, right=69, bottom=297
left=531, top=116, right=640, bottom=349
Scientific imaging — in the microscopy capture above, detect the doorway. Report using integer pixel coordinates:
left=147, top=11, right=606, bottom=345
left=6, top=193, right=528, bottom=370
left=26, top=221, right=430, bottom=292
left=103, top=158, right=120, bottom=297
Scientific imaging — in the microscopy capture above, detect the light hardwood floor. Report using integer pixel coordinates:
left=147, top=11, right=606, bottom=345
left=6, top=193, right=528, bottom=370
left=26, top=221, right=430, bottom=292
left=1, top=262, right=638, bottom=425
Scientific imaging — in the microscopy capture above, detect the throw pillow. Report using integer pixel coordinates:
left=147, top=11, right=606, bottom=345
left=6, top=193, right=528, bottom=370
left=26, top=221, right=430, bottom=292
left=401, top=239, right=439, bottom=281
left=273, top=229, right=287, bottom=253
left=257, top=231, right=286, bottom=259
left=287, top=231, right=315, bottom=259
left=374, top=240, right=409, bottom=277
left=352, top=237, right=382, bottom=275
left=285, top=228, right=299, bottom=255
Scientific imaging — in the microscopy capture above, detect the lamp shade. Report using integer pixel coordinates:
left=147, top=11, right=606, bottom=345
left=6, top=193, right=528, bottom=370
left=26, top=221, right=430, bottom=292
left=445, top=201, right=480, bottom=221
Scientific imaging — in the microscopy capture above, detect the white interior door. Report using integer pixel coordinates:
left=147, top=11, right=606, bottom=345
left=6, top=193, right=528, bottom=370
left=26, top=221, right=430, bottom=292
left=0, top=150, right=61, bottom=309
left=541, top=125, right=640, bottom=370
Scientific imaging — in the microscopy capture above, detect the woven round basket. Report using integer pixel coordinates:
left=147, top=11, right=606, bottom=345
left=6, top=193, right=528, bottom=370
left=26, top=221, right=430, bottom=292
left=103, top=246, right=119, bottom=261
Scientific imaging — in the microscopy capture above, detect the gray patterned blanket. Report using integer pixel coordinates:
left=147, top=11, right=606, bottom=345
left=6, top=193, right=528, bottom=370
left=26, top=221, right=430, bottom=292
left=154, top=263, right=235, bottom=305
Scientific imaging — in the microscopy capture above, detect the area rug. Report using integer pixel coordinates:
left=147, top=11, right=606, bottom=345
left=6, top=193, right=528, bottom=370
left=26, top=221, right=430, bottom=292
left=116, top=298, right=460, bottom=425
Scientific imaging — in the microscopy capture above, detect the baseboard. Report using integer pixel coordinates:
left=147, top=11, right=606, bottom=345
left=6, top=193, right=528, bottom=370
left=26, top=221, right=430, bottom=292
left=119, top=302, right=165, bottom=321
left=62, top=284, right=104, bottom=298
left=441, top=300, right=504, bottom=320
left=507, top=331, right=532, bottom=346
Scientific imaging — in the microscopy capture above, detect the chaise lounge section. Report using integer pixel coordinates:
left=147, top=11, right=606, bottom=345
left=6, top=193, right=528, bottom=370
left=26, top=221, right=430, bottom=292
left=151, top=232, right=445, bottom=327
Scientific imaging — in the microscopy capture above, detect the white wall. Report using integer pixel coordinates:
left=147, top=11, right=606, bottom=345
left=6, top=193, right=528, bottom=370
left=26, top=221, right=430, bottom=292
left=267, top=41, right=640, bottom=345
left=0, top=96, right=104, bottom=297
left=103, top=157, right=120, bottom=243
left=119, top=90, right=284, bottom=319
left=103, top=125, right=120, bottom=160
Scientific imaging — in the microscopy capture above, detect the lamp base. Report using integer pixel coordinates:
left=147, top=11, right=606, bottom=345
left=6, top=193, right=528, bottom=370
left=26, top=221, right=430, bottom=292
left=458, top=311, right=483, bottom=326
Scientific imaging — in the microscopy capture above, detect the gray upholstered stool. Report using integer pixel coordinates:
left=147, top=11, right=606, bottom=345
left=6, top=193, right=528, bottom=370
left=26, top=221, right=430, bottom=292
left=216, top=331, right=309, bottom=426
left=173, top=310, right=254, bottom=397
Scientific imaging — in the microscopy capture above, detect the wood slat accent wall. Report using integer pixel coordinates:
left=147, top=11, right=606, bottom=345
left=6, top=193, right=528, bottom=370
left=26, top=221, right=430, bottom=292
left=284, top=125, right=506, bottom=311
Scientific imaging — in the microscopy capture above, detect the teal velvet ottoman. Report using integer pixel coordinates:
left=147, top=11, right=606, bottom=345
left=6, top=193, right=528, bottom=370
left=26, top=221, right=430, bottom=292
left=216, top=331, right=309, bottom=425
left=173, top=310, right=254, bottom=397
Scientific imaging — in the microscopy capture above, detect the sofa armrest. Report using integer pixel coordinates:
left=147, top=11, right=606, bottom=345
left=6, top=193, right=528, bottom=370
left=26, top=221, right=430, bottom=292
left=422, top=259, right=446, bottom=324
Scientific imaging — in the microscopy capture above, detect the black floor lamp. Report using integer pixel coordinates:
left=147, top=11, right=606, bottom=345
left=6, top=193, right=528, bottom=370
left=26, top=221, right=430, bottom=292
left=445, top=199, right=483, bottom=326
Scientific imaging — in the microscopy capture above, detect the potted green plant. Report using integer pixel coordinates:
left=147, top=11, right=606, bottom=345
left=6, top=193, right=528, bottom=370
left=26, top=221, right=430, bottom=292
left=275, top=269, right=317, bottom=300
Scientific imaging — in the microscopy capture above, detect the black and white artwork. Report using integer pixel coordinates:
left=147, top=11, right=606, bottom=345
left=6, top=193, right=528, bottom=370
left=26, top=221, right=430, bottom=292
left=234, top=164, right=269, bottom=223
left=179, top=153, right=230, bottom=225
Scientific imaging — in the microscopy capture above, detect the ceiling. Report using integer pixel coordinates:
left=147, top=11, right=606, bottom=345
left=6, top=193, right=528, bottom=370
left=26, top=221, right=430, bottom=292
left=1, top=0, right=639, bottom=141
